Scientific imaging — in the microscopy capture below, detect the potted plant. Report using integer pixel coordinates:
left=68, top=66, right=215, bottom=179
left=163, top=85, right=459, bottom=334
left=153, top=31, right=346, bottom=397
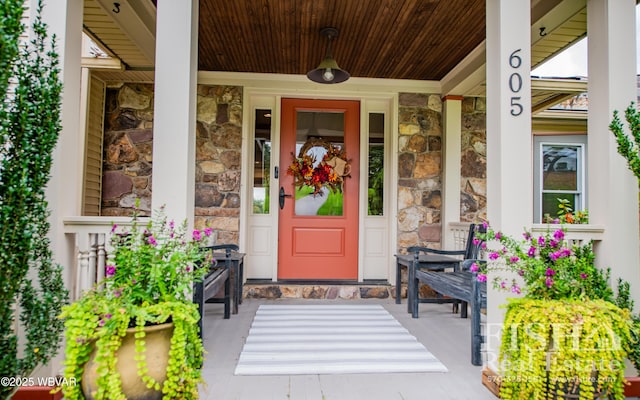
left=58, top=207, right=213, bottom=400
left=543, top=198, right=589, bottom=225
left=475, top=224, right=632, bottom=399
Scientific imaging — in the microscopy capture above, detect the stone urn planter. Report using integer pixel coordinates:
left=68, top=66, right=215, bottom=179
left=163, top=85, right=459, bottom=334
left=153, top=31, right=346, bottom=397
left=60, top=210, right=207, bottom=400
left=81, top=322, right=174, bottom=400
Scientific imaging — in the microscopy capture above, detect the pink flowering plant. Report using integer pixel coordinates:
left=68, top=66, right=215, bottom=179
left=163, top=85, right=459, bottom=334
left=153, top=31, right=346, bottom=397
left=472, top=222, right=612, bottom=301
left=59, top=207, right=213, bottom=399
left=105, top=208, right=212, bottom=307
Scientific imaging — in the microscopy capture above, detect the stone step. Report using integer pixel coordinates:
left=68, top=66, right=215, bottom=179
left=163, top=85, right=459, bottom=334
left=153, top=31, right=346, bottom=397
left=243, top=280, right=399, bottom=300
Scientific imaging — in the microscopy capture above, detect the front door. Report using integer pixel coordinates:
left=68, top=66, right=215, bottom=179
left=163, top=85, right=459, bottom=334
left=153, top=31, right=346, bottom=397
left=278, top=98, right=360, bottom=280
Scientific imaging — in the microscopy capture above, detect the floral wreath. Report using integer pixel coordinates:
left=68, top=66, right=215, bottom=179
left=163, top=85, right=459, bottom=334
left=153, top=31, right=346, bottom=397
left=287, top=137, right=351, bottom=196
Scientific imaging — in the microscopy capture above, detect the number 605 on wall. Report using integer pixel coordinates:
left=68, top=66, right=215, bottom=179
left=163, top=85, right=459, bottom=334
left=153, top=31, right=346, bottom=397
left=509, top=49, right=523, bottom=117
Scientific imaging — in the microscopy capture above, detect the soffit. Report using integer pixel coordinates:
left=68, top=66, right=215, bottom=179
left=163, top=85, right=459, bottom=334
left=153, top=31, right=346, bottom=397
left=84, top=0, right=591, bottom=112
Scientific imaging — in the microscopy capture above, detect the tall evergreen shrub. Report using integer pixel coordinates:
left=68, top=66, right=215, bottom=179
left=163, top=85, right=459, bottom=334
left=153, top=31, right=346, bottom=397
left=0, top=1, right=68, bottom=398
left=610, top=103, right=640, bottom=375
left=609, top=102, right=640, bottom=184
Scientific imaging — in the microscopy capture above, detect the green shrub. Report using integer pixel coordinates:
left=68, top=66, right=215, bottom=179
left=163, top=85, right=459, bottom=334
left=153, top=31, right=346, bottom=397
left=0, top=1, right=68, bottom=398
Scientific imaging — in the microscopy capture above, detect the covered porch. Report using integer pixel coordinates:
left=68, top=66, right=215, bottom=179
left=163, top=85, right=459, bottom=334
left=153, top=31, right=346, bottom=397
left=41, top=0, right=640, bottom=384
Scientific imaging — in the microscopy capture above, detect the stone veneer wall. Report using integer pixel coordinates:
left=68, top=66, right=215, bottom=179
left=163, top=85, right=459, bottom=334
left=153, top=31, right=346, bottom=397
left=102, top=83, right=154, bottom=216
left=396, top=94, right=487, bottom=253
left=193, top=85, right=243, bottom=244
left=397, top=93, right=444, bottom=253
left=460, top=97, right=487, bottom=222
left=102, top=85, right=483, bottom=252
left=101, top=83, right=244, bottom=245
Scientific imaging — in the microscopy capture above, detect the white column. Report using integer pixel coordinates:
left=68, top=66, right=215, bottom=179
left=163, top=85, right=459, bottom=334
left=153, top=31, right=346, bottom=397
left=485, top=0, right=533, bottom=369
left=152, top=0, right=199, bottom=225
left=441, top=96, right=463, bottom=248
left=587, top=0, right=640, bottom=303
left=40, top=0, right=84, bottom=376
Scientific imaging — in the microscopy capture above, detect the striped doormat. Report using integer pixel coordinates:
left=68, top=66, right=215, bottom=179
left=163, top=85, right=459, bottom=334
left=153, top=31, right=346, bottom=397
left=234, top=304, right=448, bottom=375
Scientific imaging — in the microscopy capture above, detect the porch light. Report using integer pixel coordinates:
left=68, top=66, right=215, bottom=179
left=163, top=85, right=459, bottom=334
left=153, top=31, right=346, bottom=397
left=307, top=27, right=350, bottom=84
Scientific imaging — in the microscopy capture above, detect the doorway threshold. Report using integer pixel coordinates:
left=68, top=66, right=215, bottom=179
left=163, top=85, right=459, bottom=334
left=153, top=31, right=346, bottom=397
left=243, top=279, right=394, bottom=300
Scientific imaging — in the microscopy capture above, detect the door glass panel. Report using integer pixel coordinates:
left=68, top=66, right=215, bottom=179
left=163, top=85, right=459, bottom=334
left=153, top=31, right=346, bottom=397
left=253, top=109, right=271, bottom=214
left=368, top=113, right=384, bottom=216
left=292, top=111, right=345, bottom=216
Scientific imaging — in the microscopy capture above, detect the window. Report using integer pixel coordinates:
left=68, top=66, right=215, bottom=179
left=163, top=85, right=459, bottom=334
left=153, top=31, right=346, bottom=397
left=252, top=109, right=271, bottom=214
left=534, top=135, right=587, bottom=222
left=368, top=113, right=385, bottom=216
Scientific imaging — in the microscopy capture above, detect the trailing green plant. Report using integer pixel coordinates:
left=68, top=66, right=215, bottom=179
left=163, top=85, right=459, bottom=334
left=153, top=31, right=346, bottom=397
left=60, top=295, right=203, bottom=400
left=59, top=208, right=210, bottom=399
left=613, top=278, right=640, bottom=375
left=0, top=1, right=68, bottom=398
left=629, top=315, right=640, bottom=375
left=499, top=298, right=631, bottom=400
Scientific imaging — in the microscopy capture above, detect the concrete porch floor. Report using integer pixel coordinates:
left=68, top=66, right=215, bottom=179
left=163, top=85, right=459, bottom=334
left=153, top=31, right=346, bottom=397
left=198, top=298, right=496, bottom=400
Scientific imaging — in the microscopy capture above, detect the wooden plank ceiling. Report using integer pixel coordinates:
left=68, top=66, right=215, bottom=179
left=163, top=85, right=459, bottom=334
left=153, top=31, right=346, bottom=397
left=83, top=0, right=591, bottom=112
left=198, top=0, right=486, bottom=80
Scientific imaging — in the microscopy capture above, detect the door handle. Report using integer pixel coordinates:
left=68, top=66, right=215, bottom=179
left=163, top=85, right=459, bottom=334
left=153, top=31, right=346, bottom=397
left=279, top=186, right=292, bottom=210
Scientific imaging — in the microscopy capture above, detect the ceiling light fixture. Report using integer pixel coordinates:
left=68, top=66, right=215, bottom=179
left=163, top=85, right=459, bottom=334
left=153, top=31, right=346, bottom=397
left=307, top=27, right=350, bottom=84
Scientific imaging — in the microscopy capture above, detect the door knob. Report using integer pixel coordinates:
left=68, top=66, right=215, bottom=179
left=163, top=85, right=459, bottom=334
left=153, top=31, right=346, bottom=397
left=279, top=187, right=292, bottom=210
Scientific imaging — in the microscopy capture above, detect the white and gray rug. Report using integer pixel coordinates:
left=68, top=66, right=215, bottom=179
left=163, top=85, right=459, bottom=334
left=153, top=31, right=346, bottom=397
left=234, top=304, right=448, bottom=375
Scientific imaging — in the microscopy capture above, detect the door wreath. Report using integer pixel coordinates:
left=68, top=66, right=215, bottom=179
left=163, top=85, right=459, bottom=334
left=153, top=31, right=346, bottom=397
left=286, top=137, right=351, bottom=196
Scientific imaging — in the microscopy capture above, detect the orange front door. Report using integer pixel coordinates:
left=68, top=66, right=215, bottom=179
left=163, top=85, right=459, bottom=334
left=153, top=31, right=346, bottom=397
left=278, top=98, right=360, bottom=280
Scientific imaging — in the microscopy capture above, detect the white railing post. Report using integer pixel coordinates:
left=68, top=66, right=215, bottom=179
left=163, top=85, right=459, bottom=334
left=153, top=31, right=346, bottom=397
left=88, top=233, right=97, bottom=289
left=97, top=233, right=106, bottom=282
left=64, top=216, right=149, bottom=300
left=447, top=222, right=472, bottom=251
left=75, top=232, right=90, bottom=299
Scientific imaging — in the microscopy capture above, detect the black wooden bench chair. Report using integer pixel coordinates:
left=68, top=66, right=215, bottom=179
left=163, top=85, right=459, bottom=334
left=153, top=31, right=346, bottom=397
left=193, top=245, right=236, bottom=338
left=406, top=223, right=483, bottom=313
left=414, top=259, right=487, bottom=365
left=204, top=244, right=244, bottom=314
left=407, top=223, right=486, bottom=365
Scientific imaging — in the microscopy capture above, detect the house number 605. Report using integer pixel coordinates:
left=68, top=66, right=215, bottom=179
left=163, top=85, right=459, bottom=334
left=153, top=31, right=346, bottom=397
left=509, top=49, right=523, bottom=117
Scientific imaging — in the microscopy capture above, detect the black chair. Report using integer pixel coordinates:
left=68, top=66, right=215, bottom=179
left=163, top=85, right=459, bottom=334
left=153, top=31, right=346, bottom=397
left=409, top=223, right=483, bottom=261
left=193, top=248, right=231, bottom=338
left=407, top=223, right=485, bottom=315
left=413, top=258, right=487, bottom=365
left=203, top=244, right=243, bottom=310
